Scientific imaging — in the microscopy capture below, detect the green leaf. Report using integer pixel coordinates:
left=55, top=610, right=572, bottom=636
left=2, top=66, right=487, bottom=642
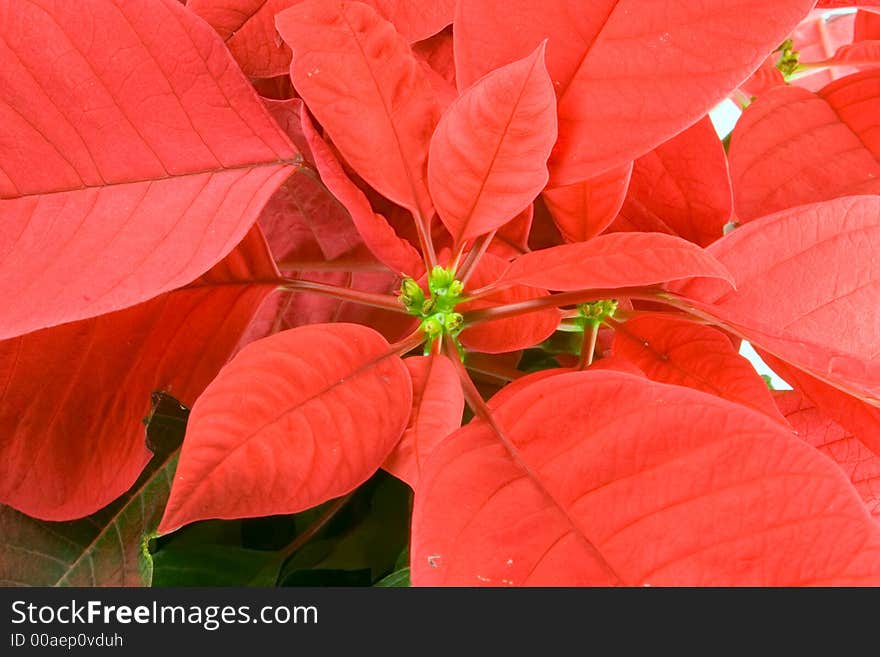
left=374, top=567, right=411, bottom=587
left=279, top=473, right=411, bottom=586
left=150, top=545, right=281, bottom=587
left=0, top=451, right=178, bottom=586
left=1, top=391, right=187, bottom=586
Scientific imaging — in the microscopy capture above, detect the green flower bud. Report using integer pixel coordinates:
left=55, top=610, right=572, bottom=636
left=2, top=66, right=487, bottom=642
left=444, top=312, right=463, bottom=332
left=401, top=277, right=423, bottom=299
left=420, top=317, right=443, bottom=339
left=428, top=265, right=456, bottom=293
left=579, top=299, right=618, bottom=325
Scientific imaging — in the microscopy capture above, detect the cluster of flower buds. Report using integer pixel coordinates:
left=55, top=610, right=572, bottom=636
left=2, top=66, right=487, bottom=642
left=399, top=266, right=466, bottom=346
left=578, top=299, right=619, bottom=327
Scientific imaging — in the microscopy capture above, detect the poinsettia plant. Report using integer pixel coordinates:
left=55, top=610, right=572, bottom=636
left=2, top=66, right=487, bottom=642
left=1, top=0, right=879, bottom=587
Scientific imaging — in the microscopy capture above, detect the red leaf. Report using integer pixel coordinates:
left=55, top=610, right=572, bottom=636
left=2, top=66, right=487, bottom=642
left=277, top=270, right=416, bottom=346
left=818, top=1, right=880, bottom=8
left=257, top=166, right=367, bottom=266
left=188, top=0, right=304, bottom=78
left=0, top=227, right=278, bottom=520
left=729, top=71, right=880, bottom=221
left=428, top=44, right=557, bottom=244
left=611, top=117, right=733, bottom=247
left=856, top=9, right=880, bottom=41
left=739, top=58, right=786, bottom=97
left=276, top=0, right=441, bottom=219
left=454, top=0, right=617, bottom=91
left=679, top=196, right=879, bottom=377
left=486, top=368, right=572, bottom=411
left=612, top=316, right=787, bottom=424
left=192, top=0, right=454, bottom=78
left=763, top=354, right=880, bottom=457
left=412, top=27, right=456, bottom=88
left=776, top=390, right=880, bottom=518
left=158, top=323, right=412, bottom=533
left=263, top=97, right=314, bottom=166
left=676, top=196, right=880, bottom=407
left=365, top=0, right=455, bottom=42
left=459, top=254, right=560, bottom=354
left=454, top=0, right=814, bottom=184
left=383, top=355, right=464, bottom=488
left=542, top=164, right=633, bottom=243
left=412, top=371, right=880, bottom=585
left=0, top=0, right=298, bottom=340
left=491, top=205, right=534, bottom=259
left=498, top=233, right=734, bottom=292
left=300, top=111, right=425, bottom=276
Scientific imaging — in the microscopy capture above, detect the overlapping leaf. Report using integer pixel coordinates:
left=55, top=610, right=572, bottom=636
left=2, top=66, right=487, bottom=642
left=611, top=117, right=732, bottom=246
left=677, top=195, right=880, bottom=405
left=191, top=0, right=453, bottom=78
left=0, top=0, right=298, bottom=340
left=729, top=70, right=880, bottom=220
left=300, top=111, right=424, bottom=275
left=763, top=354, right=880, bottom=457
left=276, top=0, right=440, bottom=219
left=776, top=390, right=880, bottom=518
left=0, top=227, right=279, bottom=520
left=612, top=316, right=786, bottom=423
left=383, top=355, right=464, bottom=488
left=459, top=254, right=559, bottom=354
left=0, top=451, right=177, bottom=587
left=412, top=371, right=880, bottom=585
left=497, top=233, right=734, bottom=292
left=542, top=164, right=632, bottom=243
left=158, top=323, right=412, bottom=533
left=428, top=44, right=557, bottom=244
left=454, top=0, right=814, bottom=184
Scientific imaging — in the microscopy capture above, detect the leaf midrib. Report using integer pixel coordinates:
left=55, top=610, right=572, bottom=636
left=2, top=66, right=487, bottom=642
left=0, top=157, right=302, bottom=202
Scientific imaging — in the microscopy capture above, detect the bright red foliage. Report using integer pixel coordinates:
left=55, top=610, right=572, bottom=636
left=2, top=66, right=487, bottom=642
left=3, top=0, right=880, bottom=587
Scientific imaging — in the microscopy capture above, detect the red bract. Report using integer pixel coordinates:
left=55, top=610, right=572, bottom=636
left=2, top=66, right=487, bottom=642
left=3, top=0, right=880, bottom=587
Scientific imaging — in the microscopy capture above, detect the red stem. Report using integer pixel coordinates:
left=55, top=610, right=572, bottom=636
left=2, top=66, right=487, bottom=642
left=462, top=286, right=665, bottom=326
left=277, top=493, right=353, bottom=561
left=578, top=321, right=600, bottom=370
left=392, top=329, right=428, bottom=357
left=464, top=352, right=525, bottom=383
left=413, top=210, right=438, bottom=271
left=456, top=230, right=496, bottom=285
left=280, top=278, right=407, bottom=313
left=276, top=258, right=391, bottom=273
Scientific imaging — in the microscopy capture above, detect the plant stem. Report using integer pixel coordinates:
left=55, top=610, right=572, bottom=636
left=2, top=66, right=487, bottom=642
left=464, top=352, right=524, bottom=383
left=462, top=286, right=664, bottom=326
left=276, top=493, right=353, bottom=562
left=413, top=210, right=438, bottom=271
left=456, top=230, right=496, bottom=286
left=276, top=258, right=391, bottom=272
left=392, top=329, right=427, bottom=357
left=578, top=321, right=600, bottom=369
left=280, top=278, right=407, bottom=313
